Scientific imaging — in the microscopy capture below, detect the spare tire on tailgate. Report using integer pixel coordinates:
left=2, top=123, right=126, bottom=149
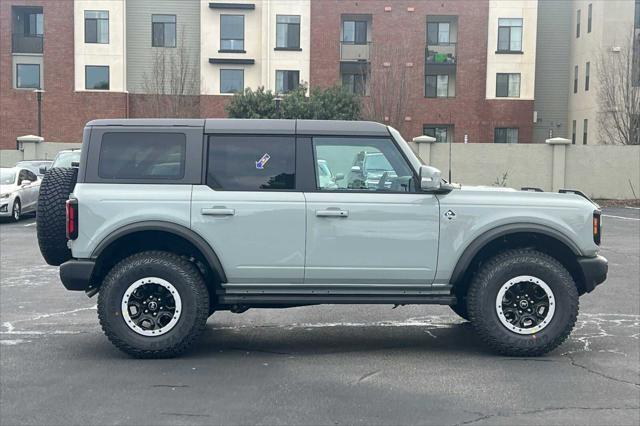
left=37, top=167, right=78, bottom=266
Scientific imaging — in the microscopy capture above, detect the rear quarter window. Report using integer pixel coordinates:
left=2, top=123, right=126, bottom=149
left=98, top=132, right=186, bottom=180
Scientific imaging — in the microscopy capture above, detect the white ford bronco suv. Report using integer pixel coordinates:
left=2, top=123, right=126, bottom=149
left=36, top=119, right=607, bottom=358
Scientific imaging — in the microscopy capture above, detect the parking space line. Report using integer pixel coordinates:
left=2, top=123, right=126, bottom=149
left=23, top=222, right=36, bottom=227
left=603, top=214, right=640, bottom=221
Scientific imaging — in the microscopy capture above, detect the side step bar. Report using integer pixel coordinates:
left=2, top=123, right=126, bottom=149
left=218, top=294, right=456, bottom=305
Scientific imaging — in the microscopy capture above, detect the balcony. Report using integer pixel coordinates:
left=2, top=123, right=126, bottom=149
left=12, top=33, right=43, bottom=54
left=425, top=43, right=457, bottom=72
left=340, top=41, right=371, bottom=62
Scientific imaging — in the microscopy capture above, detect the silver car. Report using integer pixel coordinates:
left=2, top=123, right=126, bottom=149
left=0, top=167, right=40, bottom=221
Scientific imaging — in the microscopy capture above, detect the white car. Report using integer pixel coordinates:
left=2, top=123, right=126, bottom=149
left=0, top=167, right=41, bottom=221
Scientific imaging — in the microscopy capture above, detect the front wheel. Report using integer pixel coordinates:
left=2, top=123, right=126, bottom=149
left=467, top=249, right=579, bottom=356
left=11, top=199, right=21, bottom=222
left=98, top=251, right=210, bottom=358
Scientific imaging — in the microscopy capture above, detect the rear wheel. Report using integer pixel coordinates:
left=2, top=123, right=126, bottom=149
left=36, top=167, right=78, bottom=266
left=98, top=251, right=209, bottom=358
left=11, top=199, right=21, bottom=222
left=467, top=249, right=578, bottom=356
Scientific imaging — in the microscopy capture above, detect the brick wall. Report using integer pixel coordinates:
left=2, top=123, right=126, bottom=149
left=310, top=0, right=534, bottom=142
left=0, top=0, right=128, bottom=150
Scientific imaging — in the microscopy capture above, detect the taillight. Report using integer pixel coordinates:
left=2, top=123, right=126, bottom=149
left=66, top=199, right=78, bottom=240
left=593, top=210, right=601, bottom=245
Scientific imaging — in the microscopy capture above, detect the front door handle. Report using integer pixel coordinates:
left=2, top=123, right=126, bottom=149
left=201, top=207, right=235, bottom=216
left=316, top=209, right=349, bottom=218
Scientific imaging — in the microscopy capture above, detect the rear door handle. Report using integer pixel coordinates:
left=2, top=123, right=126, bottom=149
left=201, top=207, right=235, bottom=216
left=316, top=209, right=349, bottom=218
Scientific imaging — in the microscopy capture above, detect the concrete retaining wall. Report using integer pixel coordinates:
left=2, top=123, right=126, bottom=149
left=0, top=142, right=82, bottom=167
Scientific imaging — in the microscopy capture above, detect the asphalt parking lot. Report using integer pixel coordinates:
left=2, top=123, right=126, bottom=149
left=1, top=207, right=638, bottom=426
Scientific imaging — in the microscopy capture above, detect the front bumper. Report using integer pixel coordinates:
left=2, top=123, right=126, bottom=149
left=577, top=255, right=608, bottom=293
left=59, top=259, right=95, bottom=291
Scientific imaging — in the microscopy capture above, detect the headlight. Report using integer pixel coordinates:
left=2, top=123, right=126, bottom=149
left=0, top=193, right=10, bottom=199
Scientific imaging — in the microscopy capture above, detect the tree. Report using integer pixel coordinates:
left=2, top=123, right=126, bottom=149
left=225, top=84, right=361, bottom=120
left=141, top=27, right=199, bottom=118
left=595, top=33, right=640, bottom=145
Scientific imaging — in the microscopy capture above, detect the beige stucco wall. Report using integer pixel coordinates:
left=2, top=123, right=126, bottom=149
left=567, top=0, right=636, bottom=144
left=421, top=142, right=639, bottom=200
left=201, top=0, right=309, bottom=95
left=74, top=0, right=126, bottom=92
left=485, top=0, right=538, bottom=100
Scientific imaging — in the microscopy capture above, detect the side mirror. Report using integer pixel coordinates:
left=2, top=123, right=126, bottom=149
left=334, top=173, right=345, bottom=181
left=39, top=165, right=49, bottom=174
left=351, top=165, right=361, bottom=173
left=419, top=166, right=442, bottom=192
left=21, top=180, right=32, bottom=187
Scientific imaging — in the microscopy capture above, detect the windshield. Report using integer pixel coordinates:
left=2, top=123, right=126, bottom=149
left=0, top=169, right=16, bottom=185
left=52, top=151, right=81, bottom=168
left=364, top=154, right=393, bottom=172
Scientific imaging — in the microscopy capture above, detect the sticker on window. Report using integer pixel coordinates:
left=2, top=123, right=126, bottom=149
left=255, top=153, right=271, bottom=170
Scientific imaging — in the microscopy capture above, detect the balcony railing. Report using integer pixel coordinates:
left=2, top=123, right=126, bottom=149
left=425, top=42, right=457, bottom=67
left=340, top=41, right=371, bottom=62
left=12, top=33, right=43, bottom=54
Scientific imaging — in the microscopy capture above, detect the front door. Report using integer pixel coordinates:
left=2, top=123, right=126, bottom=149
left=304, top=136, right=440, bottom=287
left=191, top=135, right=305, bottom=286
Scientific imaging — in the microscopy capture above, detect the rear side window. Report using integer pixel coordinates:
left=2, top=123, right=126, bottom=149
left=207, top=136, right=295, bottom=190
left=98, top=132, right=186, bottom=179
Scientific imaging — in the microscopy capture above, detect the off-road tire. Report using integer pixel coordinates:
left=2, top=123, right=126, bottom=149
left=11, top=198, right=21, bottom=222
left=467, top=249, right=579, bottom=356
left=36, top=167, right=78, bottom=266
left=98, top=251, right=210, bottom=358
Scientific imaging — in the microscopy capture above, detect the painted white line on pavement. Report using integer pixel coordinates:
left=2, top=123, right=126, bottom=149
left=624, top=206, right=640, bottom=210
left=603, top=214, right=640, bottom=221
left=23, top=222, right=36, bottom=227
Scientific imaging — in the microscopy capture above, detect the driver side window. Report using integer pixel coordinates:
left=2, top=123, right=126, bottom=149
left=312, top=137, right=416, bottom=192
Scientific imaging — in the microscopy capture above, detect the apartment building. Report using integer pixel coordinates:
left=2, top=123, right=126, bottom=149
left=1, top=0, right=637, bottom=150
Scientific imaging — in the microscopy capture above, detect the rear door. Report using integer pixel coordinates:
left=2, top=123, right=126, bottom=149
left=191, top=135, right=306, bottom=286
left=304, top=136, right=440, bottom=287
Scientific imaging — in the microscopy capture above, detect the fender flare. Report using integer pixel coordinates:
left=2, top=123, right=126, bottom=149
left=91, top=221, right=227, bottom=282
left=449, top=223, right=581, bottom=286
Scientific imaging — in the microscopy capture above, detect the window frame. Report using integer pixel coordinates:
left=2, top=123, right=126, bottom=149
left=425, top=74, right=450, bottom=98
left=342, top=20, right=368, bottom=45
left=585, top=61, right=590, bottom=91
left=220, top=69, right=244, bottom=94
left=276, top=70, right=300, bottom=94
left=574, top=65, right=578, bottom=93
left=275, top=15, right=301, bottom=50
left=572, top=120, right=577, bottom=144
left=496, top=73, right=520, bottom=98
left=309, top=136, right=419, bottom=194
left=494, top=128, right=519, bottom=144
left=576, top=9, right=581, bottom=38
left=583, top=119, right=588, bottom=145
left=85, top=65, right=110, bottom=90
left=496, top=18, right=523, bottom=53
left=151, top=14, right=177, bottom=48
left=423, top=125, right=451, bottom=143
left=220, top=14, right=245, bottom=52
left=342, top=72, right=367, bottom=95
left=427, top=21, right=450, bottom=45
left=15, top=63, right=40, bottom=89
left=588, top=4, right=592, bottom=33
left=84, top=10, right=109, bottom=44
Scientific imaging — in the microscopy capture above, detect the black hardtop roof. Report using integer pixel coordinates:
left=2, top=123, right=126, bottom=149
left=86, top=118, right=390, bottom=137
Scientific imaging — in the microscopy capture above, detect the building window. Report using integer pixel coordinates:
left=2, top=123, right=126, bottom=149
left=276, top=70, right=299, bottom=93
left=276, top=15, right=300, bottom=49
left=496, top=73, right=520, bottom=97
left=574, top=65, right=578, bottom=93
left=588, top=4, right=592, bottom=33
left=494, top=128, right=519, bottom=144
left=342, top=20, right=367, bottom=44
left=425, top=75, right=450, bottom=98
left=636, top=0, right=640, bottom=28
left=342, top=73, right=367, bottom=95
left=427, top=22, right=450, bottom=44
left=572, top=120, right=576, bottom=144
left=423, top=125, right=452, bottom=143
left=585, top=62, right=590, bottom=91
left=497, top=18, right=523, bottom=52
left=85, top=65, right=109, bottom=90
left=576, top=9, right=581, bottom=38
left=16, top=64, right=40, bottom=89
left=220, top=15, right=244, bottom=51
left=84, top=11, right=108, bottom=44
left=152, top=15, right=176, bottom=47
left=220, top=69, right=244, bottom=93
left=583, top=119, right=588, bottom=145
